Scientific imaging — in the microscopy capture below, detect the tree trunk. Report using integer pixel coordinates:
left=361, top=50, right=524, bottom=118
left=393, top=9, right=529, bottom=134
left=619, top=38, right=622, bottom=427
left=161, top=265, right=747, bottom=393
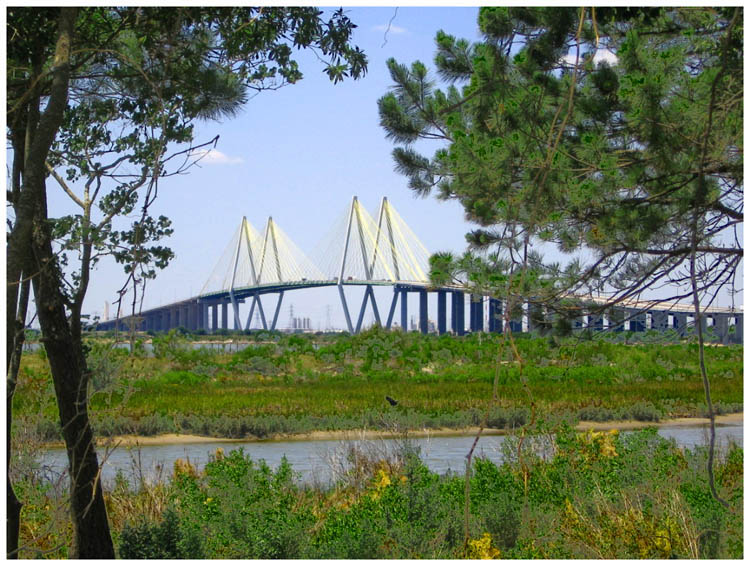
left=29, top=141, right=115, bottom=560
left=8, top=7, right=115, bottom=558
left=32, top=257, right=115, bottom=557
left=6, top=277, right=30, bottom=558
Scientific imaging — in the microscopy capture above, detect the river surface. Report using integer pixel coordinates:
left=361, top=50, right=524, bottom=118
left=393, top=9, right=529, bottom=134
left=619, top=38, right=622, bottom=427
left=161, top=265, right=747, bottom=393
left=40, top=422, right=742, bottom=489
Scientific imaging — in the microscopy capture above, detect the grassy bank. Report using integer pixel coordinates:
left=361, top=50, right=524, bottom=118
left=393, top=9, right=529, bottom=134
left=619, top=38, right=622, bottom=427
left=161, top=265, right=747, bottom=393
left=15, top=426, right=743, bottom=558
left=14, top=328, right=743, bottom=440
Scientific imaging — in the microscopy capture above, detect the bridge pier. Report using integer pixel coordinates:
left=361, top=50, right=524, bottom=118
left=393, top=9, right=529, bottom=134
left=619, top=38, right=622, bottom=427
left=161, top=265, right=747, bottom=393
left=506, top=302, right=522, bottom=333
left=695, top=313, right=708, bottom=336
left=529, top=303, right=545, bottom=333
left=469, top=295, right=483, bottom=333
left=712, top=314, right=729, bottom=344
left=419, top=289, right=428, bottom=334
left=570, top=310, right=584, bottom=332
left=488, top=298, right=502, bottom=333
left=437, top=291, right=447, bottom=335
left=672, top=313, right=688, bottom=336
left=608, top=308, right=624, bottom=332
left=628, top=309, right=647, bottom=332
left=400, top=288, right=408, bottom=331
left=651, top=311, right=669, bottom=332
left=587, top=311, right=604, bottom=332
left=732, top=313, right=743, bottom=344
left=201, top=302, right=209, bottom=332
left=385, top=288, right=398, bottom=330
left=451, top=291, right=465, bottom=335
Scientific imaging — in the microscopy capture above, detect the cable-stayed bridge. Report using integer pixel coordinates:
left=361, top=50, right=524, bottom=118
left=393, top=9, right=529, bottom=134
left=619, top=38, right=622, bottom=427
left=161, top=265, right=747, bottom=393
left=97, top=196, right=742, bottom=343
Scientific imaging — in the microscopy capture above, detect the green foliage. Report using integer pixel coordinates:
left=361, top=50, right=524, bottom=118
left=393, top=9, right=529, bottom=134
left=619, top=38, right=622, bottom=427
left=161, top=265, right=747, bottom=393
left=85, top=340, right=127, bottom=392
left=16, top=333, right=743, bottom=440
left=119, top=508, right=203, bottom=559
left=105, top=432, right=746, bottom=558
left=166, top=451, right=316, bottom=558
left=379, top=6, right=742, bottom=313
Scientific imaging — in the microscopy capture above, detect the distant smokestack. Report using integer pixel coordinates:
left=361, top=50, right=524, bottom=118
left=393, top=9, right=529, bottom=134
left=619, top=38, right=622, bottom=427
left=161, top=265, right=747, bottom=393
left=104, top=301, right=110, bottom=321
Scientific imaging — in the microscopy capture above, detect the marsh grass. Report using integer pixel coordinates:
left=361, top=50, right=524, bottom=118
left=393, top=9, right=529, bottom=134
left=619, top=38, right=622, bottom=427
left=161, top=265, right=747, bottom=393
left=14, top=330, right=743, bottom=440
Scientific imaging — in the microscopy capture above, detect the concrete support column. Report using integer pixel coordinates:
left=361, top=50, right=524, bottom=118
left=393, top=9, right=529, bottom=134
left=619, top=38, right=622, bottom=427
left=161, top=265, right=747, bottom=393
left=201, top=302, right=209, bottom=332
left=713, top=314, right=729, bottom=344
left=528, top=303, right=545, bottom=333
left=419, top=290, right=428, bottom=334
left=488, top=298, right=502, bottom=333
left=508, top=317, right=522, bottom=333
left=629, top=309, right=646, bottom=332
left=608, top=308, right=625, bottom=332
left=437, top=291, right=447, bottom=335
left=211, top=305, right=218, bottom=332
left=503, top=300, right=521, bottom=333
left=732, top=313, right=743, bottom=344
left=401, top=289, right=408, bottom=331
left=587, top=312, right=604, bottom=332
left=451, top=292, right=458, bottom=334
left=469, top=295, right=482, bottom=332
left=651, top=311, right=669, bottom=332
left=699, top=313, right=708, bottom=336
left=452, top=291, right=465, bottom=336
left=172, top=307, right=180, bottom=329
left=221, top=302, right=228, bottom=330
left=671, top=313, right=688, bottom=336
left=572, top=308, right=584, bottom=331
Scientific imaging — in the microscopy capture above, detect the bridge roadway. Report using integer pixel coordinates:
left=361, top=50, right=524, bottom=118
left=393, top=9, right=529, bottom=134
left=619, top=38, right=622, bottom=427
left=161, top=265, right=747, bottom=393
left=95, top=279, right=743, bottom=344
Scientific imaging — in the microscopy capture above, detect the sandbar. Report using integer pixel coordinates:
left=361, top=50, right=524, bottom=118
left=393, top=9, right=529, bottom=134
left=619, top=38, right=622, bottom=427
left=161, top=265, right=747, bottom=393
left=86, top=412, right=743, bottom=447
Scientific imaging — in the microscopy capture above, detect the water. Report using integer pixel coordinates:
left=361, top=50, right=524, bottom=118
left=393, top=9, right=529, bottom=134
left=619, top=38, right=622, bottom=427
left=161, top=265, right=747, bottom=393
left=39, top=422, right=742, bottom=489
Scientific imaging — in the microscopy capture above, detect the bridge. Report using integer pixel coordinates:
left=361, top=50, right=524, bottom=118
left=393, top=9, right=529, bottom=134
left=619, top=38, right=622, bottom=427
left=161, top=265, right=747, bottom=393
left=97, top=196, right=743, bottom=344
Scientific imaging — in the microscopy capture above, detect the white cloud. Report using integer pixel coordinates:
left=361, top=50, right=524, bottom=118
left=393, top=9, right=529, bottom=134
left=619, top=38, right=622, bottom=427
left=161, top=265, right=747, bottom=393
left=372, top=23, right=408, bottom=35
left=593, top=49, right=618, bottom=66
left=190, top=149, right=244, bottom=165
left=562, top=49, right=619, bottom=67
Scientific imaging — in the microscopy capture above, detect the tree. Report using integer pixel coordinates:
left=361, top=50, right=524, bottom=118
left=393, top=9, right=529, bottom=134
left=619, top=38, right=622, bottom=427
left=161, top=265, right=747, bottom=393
left=380, top=6, right=741, bottom=304
left=7, top=7, right=367, bottom=558
left=379, top=6, right=741, bottom=502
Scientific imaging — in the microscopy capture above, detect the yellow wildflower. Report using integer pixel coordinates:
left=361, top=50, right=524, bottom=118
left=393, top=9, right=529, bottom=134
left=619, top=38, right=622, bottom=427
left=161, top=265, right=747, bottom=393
left=466, top=533, right=501, bottom=559
left=370, top=468, right=392, bottom=501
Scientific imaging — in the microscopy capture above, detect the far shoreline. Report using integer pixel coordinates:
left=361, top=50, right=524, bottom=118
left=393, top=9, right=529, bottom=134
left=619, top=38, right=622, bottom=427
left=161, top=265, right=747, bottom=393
left=68, top=412, right=744, bottom=449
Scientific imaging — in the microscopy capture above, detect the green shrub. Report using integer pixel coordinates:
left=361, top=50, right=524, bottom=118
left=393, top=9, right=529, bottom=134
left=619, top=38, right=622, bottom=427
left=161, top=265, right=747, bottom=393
left=119, top=508, right=203, bottom=559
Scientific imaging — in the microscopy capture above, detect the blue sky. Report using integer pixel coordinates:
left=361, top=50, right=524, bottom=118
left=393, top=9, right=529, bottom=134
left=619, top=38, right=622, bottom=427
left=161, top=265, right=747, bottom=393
left=65, top=7, right=488, bottom=329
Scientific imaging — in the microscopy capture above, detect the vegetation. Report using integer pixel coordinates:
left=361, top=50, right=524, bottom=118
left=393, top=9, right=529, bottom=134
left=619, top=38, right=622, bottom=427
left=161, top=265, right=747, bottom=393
left=14, top=427, right=743, bottom=558
left=13, top=329, right=742, bottom=440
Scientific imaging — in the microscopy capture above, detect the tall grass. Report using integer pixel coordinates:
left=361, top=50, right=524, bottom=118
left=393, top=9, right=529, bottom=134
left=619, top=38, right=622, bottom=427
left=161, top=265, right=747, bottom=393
left=14, top=329, right=743, bottom=440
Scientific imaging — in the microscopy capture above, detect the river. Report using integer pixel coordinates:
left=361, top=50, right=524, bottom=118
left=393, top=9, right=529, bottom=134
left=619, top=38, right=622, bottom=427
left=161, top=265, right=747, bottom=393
left=39, top=422, right=743, bottom=489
